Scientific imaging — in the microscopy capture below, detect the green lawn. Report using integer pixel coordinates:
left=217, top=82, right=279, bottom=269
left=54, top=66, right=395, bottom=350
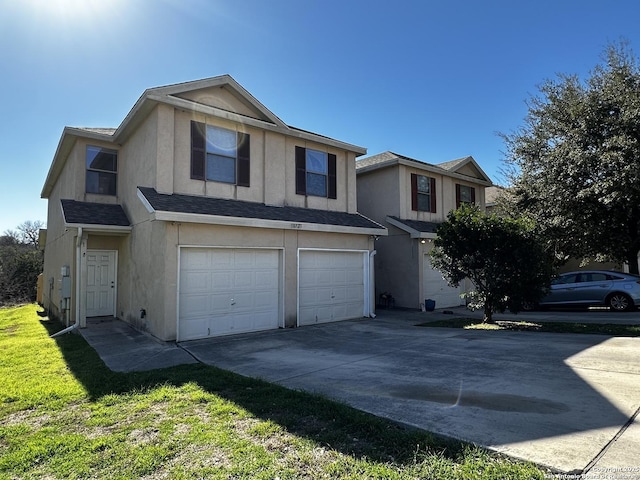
left=418, top=317, right=640, bottom=336
left=0, top=305, right=546, bottom=479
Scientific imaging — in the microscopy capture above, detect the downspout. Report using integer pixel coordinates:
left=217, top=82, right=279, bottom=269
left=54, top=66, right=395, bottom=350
left=369, top=250, right=377, bottom=318
left=51, top=227, right=82, bottom=338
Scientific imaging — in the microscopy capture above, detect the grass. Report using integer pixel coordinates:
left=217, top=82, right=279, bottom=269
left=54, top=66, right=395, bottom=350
left=418, top=317, right=640, bottom=336
left=0, top=305, right=547, bottom=479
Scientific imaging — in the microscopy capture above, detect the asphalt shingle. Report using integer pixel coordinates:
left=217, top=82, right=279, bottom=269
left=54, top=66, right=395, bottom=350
left=61, top=199, right=130, bottom=226
left=138, top=187, right=385, bottom=230
left=388, top=215, right=440, bottom=233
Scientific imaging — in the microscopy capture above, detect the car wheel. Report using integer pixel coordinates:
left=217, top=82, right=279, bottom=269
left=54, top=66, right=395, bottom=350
left=607, top=293, right=633, bottom=312
left=521, top=301, right=536, bottom=311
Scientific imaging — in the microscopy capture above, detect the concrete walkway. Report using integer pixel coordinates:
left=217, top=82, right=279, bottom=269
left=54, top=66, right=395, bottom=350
left=76, top=308, right=640, bottom=476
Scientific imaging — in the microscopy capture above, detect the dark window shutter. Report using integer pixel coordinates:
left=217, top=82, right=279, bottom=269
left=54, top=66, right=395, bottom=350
left=295, top=146, right=306, bottom=195
left=236, top=132, right=250, bottom=187
left=411, top=173, right=418, bottom=211
left=190, top=121, right=206, bottom=180
left=327, top=153, right=337, bottom=199
left=455, top=184, right=461, bottom=208
left=430, top=177, right=437, bottom=213
left=470, top=186, right=476, bottom=204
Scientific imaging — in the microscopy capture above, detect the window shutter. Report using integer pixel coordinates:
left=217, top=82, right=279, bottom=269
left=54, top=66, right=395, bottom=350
left=236, top=132, right=250, bottom=187
left=295, top=146, right=306, bottom=195
left=190, top=121, right=206, bottom=180
left=430, top=177, right=437, bottom=213
left=411, top=173, right=418, bottom=211
left=327, top=153, right=337, bottom=199
left=470, top=186, right=476, bottom=204
left=455, top=183, right=461, bottom=208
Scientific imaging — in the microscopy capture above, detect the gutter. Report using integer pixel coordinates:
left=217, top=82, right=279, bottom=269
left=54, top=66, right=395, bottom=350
left=51, top=226, right=82, bottom=338
left=369, top=250, right=377, bottom=318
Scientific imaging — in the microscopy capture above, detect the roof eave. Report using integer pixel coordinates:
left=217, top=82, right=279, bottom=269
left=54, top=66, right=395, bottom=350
left=64, top=223, right=132, bottom=235
left=150, top=210, right=386, bottom=236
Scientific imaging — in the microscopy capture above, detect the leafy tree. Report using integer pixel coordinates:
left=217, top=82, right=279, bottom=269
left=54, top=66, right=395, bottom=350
left=502, top=41, right=640, bottom=273
left=430, top=205, right=554, bottom=323
left=0, top=221, right=44, bottom=305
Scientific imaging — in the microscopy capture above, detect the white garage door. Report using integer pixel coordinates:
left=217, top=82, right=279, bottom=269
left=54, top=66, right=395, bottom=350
left=178, top=248, right=281, bottom=341
left=423, top=254, right=463, bottom=309
left=298, top=250, right=366, bottom=326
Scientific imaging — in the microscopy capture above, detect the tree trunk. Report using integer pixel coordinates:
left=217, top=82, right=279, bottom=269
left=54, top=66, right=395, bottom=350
left=483, top=305, right=494, bottom=324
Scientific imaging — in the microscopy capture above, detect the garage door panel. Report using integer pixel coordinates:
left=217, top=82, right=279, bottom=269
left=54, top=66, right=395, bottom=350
left=209, top=314, right=235, bottom=336
left=210, top=293, right=231, bottom=312
left=346, top=269, right=363, bottom=283
left=183, top=250, right=209, bottom=268
left=180, top=294, right=210, bottom=316
left=210, top=250, right=233, bottom=267
left=182, top=271, right=211, bottom=291
left=254, top=291, right=279, bottom=309
left=298, top=251, right=366, bottom=326
left=231, top=291, right=255, bottom=309
left=255, top=270, right=278, bottom=287
left=331, top=270, right=347, bottom=284
left=180, top=317, right=208, bottom=340
left=423, top=253, right=463, bottom=308
left=179, top=248, right=281, bottom=340
left=212, top=272, right=232, bottom=289
left=254, top=250, right=279, bottom=267
left=233, top=271, right=253, bottom=288
left=346, top=286, right=364, bottom=301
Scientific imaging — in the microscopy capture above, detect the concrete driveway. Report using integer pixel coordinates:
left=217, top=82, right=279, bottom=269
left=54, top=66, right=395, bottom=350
left=181, top=309, right=640, bottom=475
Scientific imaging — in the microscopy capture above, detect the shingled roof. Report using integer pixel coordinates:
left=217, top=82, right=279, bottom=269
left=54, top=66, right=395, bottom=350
left=387, top=216, right=440, bottom=234
left=61, top=199, right=130, bottom=227
left=138, top=187, right=385, bottom=232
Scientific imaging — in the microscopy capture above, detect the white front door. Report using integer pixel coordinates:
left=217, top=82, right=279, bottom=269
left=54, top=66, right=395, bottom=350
left=86, top=250, right=116, bottom=317
left=298, top=250, right=367, bottom=326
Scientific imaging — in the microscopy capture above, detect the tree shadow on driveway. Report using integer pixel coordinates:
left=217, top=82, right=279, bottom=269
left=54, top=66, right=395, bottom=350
left=180, top=312, right=640, bottom=473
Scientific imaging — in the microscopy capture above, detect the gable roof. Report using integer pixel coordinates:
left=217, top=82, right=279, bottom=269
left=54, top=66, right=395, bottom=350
left=61, top=199, right=131, bottom=232
left=137, top=187, right=386, bottom=236
left=356, top=151, right=493, bottom=185
left=41, top=75, right=366, bottom=198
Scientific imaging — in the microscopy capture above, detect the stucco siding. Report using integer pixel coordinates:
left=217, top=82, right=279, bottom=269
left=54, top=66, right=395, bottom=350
left=176, top=86, right=261, bottom=120
left=373, top=227, right=419, bottom=309
left=140, top=221, right=373, bottom=341
left=357, top=167, right=400, bottom=223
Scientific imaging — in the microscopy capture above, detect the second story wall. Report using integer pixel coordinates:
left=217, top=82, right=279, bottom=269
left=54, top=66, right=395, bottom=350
left=167, top=108, right=359, bottom=214
left=398, top=164, right=486, bottom=221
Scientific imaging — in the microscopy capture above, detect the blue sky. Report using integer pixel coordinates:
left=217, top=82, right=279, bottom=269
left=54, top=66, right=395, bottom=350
left=1, top=0, right=639, bottom=234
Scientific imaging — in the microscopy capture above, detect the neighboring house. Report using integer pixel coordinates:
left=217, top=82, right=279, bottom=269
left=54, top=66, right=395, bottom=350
left=484, top=185, right=505, bottom=214
left=356, top=152, right=493, bottom=310
left=41, top=75, right=386, bottom=342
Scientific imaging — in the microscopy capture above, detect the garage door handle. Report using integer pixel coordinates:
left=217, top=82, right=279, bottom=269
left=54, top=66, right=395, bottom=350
left=230, top=299, right=236, bottom=306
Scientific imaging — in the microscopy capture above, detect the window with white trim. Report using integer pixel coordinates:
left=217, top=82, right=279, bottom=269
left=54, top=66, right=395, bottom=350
left=86, top=146, right=117, bottom=195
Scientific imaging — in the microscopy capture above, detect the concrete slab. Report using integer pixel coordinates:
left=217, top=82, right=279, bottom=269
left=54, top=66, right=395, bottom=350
left=181, top=311, right=640, bottom=474
left=78, top=317, right=198, bottom=372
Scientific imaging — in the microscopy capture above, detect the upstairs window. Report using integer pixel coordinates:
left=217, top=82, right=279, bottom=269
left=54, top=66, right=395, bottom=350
left=86, top=146, right=117, bottom=195
left=295, top=146, right=337, bottom=199
left=191, top=121, right=250, bottom=186
left=411, top=174, right=436, bottom=213
left=456, top=184, right=476, bottom=208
